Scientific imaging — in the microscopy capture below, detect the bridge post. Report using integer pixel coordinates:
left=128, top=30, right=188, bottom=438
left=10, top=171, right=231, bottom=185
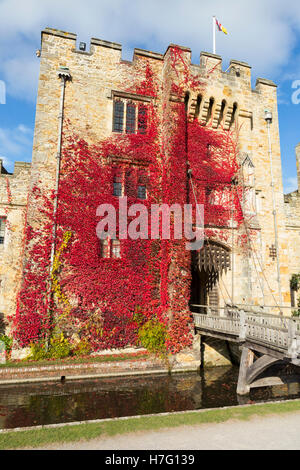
left=287, top=319, right=298, bottom=360
left=237, top=347, right=254, bottom=395
left=239, top=310, right=246, bottom=341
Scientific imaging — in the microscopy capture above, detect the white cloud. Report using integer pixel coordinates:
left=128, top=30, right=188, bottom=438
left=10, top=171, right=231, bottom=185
left=0, top=125, right=33, bottom=171
left=17, top=124, right=32, bottom=135
left=284, top=176, right=298, bottom=193
left=2, top=57, right=39, bottom=102
left=1, top=0, right=300, bottom=100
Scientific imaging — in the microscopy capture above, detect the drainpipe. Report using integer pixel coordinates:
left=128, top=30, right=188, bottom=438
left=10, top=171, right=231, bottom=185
left=184, top=92, right=190, bottom=205
left=231, top=182, right=235, bottom=306
left=265, top=110, right=283, bottom=308
left=48, top=67, right=71, bottom=303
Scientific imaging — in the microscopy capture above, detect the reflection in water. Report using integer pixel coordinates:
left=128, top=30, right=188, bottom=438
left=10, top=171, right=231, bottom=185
left=0, top=366, right=300, bottom=429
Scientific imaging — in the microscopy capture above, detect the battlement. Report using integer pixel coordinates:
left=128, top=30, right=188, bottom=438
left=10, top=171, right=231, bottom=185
left=0, top=159, right=31, bottom=177
left=0, top=159, right=10, bottom=175
left=0, top=24, right=295, bottom=340
left=40, top=27, right=277, bottom=94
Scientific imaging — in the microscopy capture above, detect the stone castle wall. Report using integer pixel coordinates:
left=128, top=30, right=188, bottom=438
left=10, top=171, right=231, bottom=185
left=31, top=28, right=291, bottom=310
left=284, top=143, right=300, bottom=306
left=0, top=160, right=31, bottom=329
left=0, top=27, right=300, bottom=329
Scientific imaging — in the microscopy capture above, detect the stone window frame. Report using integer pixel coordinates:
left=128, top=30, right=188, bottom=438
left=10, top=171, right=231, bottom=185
left=137, top=184, right=147, bottom=200
left=125, top=101, right=137, bottom=134
left=99, top=236, right=121, bottom=260
left=241, top=153, right=257, bottom=217
left=111, top=160, right=149, bottom=201
left=0, top=217, right=6, bottom=246
left=111, top=90, right=152, bottom=135
left=113, top=170, right=124, bottom=197
left=112, top=99, right=125, bottom=133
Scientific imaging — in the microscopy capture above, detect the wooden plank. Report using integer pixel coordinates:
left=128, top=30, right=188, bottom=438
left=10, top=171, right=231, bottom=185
left=237, top=347, right=254, bottom=395
left=244, top=341, right=286, bottom=359
left=246, top=355, right=278, bottom=385
left=193, top=309, right=300, bottom=362
left=195, top=329, right=241, bottom=343
left=251, top=375, right=300, bottom=388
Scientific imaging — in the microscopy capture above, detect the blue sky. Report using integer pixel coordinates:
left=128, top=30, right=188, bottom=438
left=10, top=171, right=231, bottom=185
left=0, top=0, right=299, bottom=192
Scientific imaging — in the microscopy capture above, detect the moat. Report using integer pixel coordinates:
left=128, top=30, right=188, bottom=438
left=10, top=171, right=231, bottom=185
left=1, top=365, right=300, bottom=430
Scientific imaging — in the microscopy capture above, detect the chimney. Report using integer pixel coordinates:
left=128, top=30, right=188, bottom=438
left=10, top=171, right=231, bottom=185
left=296, top=143, right=300, bottom=191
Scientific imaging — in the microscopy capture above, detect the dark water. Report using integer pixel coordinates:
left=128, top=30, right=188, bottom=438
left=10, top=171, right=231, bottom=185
left=0, top=366, right=300, bottom=430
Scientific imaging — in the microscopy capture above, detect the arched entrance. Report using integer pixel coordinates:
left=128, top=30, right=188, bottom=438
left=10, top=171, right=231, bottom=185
left=190, top=241, right=231, bottom=315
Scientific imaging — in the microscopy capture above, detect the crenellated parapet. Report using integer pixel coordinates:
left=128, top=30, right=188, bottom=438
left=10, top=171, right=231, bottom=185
left=0, top=159, right=31, bottom=207
left=0, top=160, right=31, bottom=178
left=35, top=27, right=284, bottom=206
left=38, top=29, right=279, bottom=134
left=1, top=25, right=291, bottom=326
left=40, top=28, right=276, bottom=92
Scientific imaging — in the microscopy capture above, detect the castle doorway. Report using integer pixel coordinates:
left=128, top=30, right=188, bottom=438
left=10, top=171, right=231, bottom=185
left=190, top=241, right=231, bottom=315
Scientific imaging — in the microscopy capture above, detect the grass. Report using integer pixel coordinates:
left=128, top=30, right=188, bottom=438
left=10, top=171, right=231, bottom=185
left=1, top=399, right=300, bottom=449
left=0, top=351, right=150, bottom=369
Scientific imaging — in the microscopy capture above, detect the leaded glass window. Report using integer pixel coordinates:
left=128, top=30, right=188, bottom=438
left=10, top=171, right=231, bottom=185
left=113, top=100, right=124, bottom=133
left=101, top=239, right=110, bottom=258
left=137, top=171, right=147, bottom=200
left=113, top=172, right=123, bottom=197
left=112, top=240, right=121, bottom=259
left=0, top=218, right=6, bottom=245
left=138, top=104, right=147, bottom=134
left=137, top=185, right=146, bottom=200
left=126, top=103, right=136, bottom=134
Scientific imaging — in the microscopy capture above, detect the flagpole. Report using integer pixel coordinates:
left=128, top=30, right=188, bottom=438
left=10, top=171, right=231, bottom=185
left=213, top=16, right=216, bottom=54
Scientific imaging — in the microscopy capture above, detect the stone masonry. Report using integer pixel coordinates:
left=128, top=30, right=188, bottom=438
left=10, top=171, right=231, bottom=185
left=284, top=142, right=300, bottom=309
left=0, top=159, right=31, bottom=330
left=0, top=27, right=300, bottom=341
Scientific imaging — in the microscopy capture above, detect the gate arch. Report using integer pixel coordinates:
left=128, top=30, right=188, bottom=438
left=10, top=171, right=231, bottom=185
left=190, top=240, right=231, bottom=314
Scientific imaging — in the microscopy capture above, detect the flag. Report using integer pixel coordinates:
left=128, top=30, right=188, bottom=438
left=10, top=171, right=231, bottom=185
left=216, top=19, right=228, bottom=35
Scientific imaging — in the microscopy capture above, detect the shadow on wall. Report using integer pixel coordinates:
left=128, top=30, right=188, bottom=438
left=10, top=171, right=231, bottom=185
left=201, top=336, right=241, bottom=368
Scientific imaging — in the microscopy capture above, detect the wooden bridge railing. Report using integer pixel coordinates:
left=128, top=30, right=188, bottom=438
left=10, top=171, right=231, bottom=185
left=191, top=305, right=300, bottom=360
left=193, top=313, right=241, bottom=338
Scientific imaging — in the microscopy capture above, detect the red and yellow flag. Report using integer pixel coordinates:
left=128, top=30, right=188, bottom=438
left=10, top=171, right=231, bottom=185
left=216, top=19, right=228, bottom=35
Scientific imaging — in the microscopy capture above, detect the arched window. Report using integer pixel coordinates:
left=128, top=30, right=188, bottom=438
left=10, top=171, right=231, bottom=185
left=241, top=154, right=256, bottom=216
left=195, top=94, right=202, bottom=120
left=206, top=97, right=215, bottom=124
left=229, top=102, right=238, bottom=129
left=218, top=99, right=227, bottom=127
left=184, top=92, right=190, bottom=114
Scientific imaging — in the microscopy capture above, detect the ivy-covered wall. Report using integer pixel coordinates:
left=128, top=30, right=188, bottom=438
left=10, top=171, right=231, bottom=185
left=1, top=27, right=298, bottom=353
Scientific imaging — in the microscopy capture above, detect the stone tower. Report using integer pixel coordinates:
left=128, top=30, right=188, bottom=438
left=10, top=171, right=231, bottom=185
left=0, top=27, right=300, bottom=330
